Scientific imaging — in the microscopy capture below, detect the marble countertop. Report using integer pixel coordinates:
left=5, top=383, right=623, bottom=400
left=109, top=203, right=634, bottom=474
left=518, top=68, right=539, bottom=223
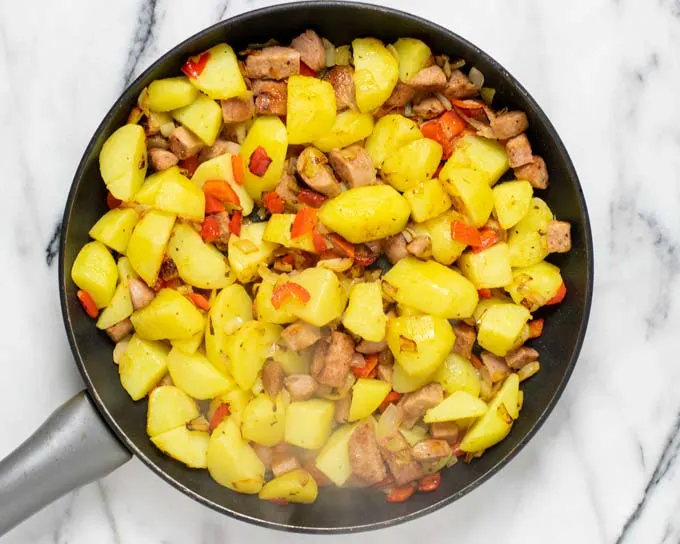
left=1, top=0, right=679, bottom=542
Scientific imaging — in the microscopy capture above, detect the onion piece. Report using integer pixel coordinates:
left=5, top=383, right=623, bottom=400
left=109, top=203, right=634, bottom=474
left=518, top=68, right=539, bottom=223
left=317, top=257, right=354, bottom=273
left=223, top=316, right=245, bottom=335
left=399, top=336, right=417, bottom=352
left=480, top=87, right=496, bottom=105
left=186, top=416, right=210, bottom=432
left=112, top=337, right=131, bottom=365
left=335, top=45, right=352, bottom=66
left=251, top=376, right=264, bottom=396
left=468, top=66, right=485, bottom=89
left=404, top=102, right=414, bottom=118
left=518, top=361, right=541, bottom=382
left=381, top=280, right=398, bottom=302
left=435, top=92, right=453, bottom=111
left=322, top=38, right=336, bottom=67
left=160, top=122, right=175, bottom=138
left=377, top=404, right=403, bottom=440
left=450, top=58, right=466, bottom=70
left=234, top=239, right=258, bottom=254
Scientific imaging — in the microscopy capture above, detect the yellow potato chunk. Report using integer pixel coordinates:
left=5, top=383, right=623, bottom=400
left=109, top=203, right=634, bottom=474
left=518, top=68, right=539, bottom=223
left=99, top=124, right=147, bottom=201
left=242, top=393, right=287, bottom=447
left=96, top=281, right=133, bottom=330
left=263, top=214, right=318, bottom=254
left=118, top=334, right=169, bottom=401
left=170, top=328, right=204, bottom=355
left=439, top=167, right=494, bottom=228
left=117, top=256, right=138, bottom=284
left=240, top=117, right=288, bottom=200
left=404, top=178, right=452, bottom=223
left=144, top=167, right=205, bottom=221
left=273, top=348, right=313, bottom=376
left=187, top=44, right=248, bottom=100
left=318, top=185, right=410, bottom=244
left=423, top=391, right=488, bottom=423
left=167, top=347, right=235, bottom=399
left=507, top=197, right=553, bottom=268
left=365, top=114, right=421, bottom=168
left=409, top=210, right=468, bottom=265
left=349, top=379, right=391, bottom=422
left=492, top=180, right=533, bottom=229
left=458, top=243, right=513, bottom=289
left=130, top=288, right=204, bottom=341
left=171, top=94, right=222, bottom=146
left=146, top=385, right=200, bottom=437
left=191, top=153, right=254, bottom=215
left=392, top=363, right=434, bottom=393
left=352, top=38, right=399, bottom=113
left=71, top=241, right=118, bottom=308
left=314, top=424, right=357, bottom=486
left=477, top=303, right=531, bottom=356
left=259, top=469, right=319, bottom=504
left=151, top=426, right=210, bottom=468
left=382, top=138, right=443, bottom=192
left=287, top=75, right=337, bottom=144
left=434, top=354, right=481, bottom=397
left=278, top=267, right=347, bottom=327
left=342, top=282, right=387, bottom=342
left=383, top=257, right=478, bottom=319
left=88, top=207, right=139, bottom=253
left=126, top=210, right=176, bottom=286
left=312, top=110, right=374, bottom=153
left=505, top=261, right=563, bottom=312
left=284, top=399, right=335, bottom=449
left=228, top=222, right=278, bottom=284
left=146, top=77, right=199, bottom=112
left=226, top=320, right=281, bottom=390
left=446, top=134, right=509, bottom=186
left=392, top=38, right=432, bottom=81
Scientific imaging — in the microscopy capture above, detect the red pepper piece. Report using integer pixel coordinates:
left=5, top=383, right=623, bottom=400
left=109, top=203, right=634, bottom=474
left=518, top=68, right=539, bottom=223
left=106, top=191, right=122, bottom=209
left=179, top=155, right=200, bottom=177
left=418, top=472, right=441, bottom=492
left=297, top=189, right=327, bottom=208
left=326, top=233, right=355, bottom=259
left=352, top=353, right=379, bottom=379
left=76, top=290, right=99, bottom=318
left=471, top=228, right=499, bottom=253
left=205, top=195, right=226, bottom=215
left=353, top=244, right=378, bottom=267
left=299, top=61, right=317, bottom=77
left=421, top=110, right=466, bottom=158
left=231, top=155, right=244, bottom=185
left=386, top=484, right=417, bottom=503
left=209, top=403, right=230, bottom=432
left=187, top=292, right=211, bottom=311
left=546, top=282, right=567, bottom=305
left=478, top=288, right=492, bottom=299
left=379, top=391, right=402, bottom=412
left=249, top=146, right=272, bottom=177
left=263, top=192, right=286, bottom=214
left=200, top=216, right=220, bottom=243
left=451, top=220, right=482, bottom=246
left=203, top=180, right=241, bottom=207
left=291, top=208, right=317, bottom=238
left=181, top=52, right=210, bottom=78
left=229, top=211, right=242, bottom=236
left=271, top=282, right=311, bottom=309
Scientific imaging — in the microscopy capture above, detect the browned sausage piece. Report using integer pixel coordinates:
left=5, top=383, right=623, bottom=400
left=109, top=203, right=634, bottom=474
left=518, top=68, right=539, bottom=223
left=252, top=444, right=273, bottom=470
left=284, top=374, right=317, bottom=401
left=377, top=431, right=424, bottom=485
left=505, top=133, right=533, bottom=168
left=146, top=135, right=169, bottom=150
left=199, top=139, right=241, bottom=163
left=430, top=421, right=460, bottom=443
left=514, top=155, right=549, bottom=189
left=452, top=322, right=476, bottom=359
left=483, top=218, right=507, bottom=243
left=148, top=148, right=179, bottom=171
left=291, top=30, right=326, bottom=72
left=480, top=351, right=510, bottom=383
left=490, top=111, right=529, bottom=140
left=311, top=331, right=353, bottom=388
left=547, top=220, right=572, bottom=253
left=252, top=80, right=288, bottom=116
left=168, top=126, right=204, bottom=159
left=505, top=346, right=539, bottom=370
left=275, top=169, right=301, bottom=207
left=296, top=147, right=341, bottom=197
left=406, top=235, right=431, bottom=258
left=212, top=211, right=232, bottom=251
left=350, top=352, right=366, bottom=368
left=384, top=233, right=409, bottom=264
left=245, top=46, right=301, bottom=80
left=262, top=360, right=284, bottom=398
left=443, top=70, right=479, bottom=100
left=406, top=65, right=447, bottom=92
left=413, top=96, right=446, bottom=121
left=128, top=278, right=155, bottom=310
left=400, top=383, right=444, bottom=428
left=220, top=95, right=255, bottom=124
left=328, top=145, right=376, bottom=188
left=272, top=452, right=301, bottom=477
left=356, top=339, right=387, bottom=354
left=106, top=319, right=133, bottom=342
left=411, top=439, right=452, bottom=461
left=280, top=321, right=323, bottom=351
left=324, top=65, right=356, bottom=111
left=377, top=362, right=393, bottom=385
left=375, top=82, right=416, bottom=116
left=334, top=395, right=351, bottom=423
left=348, top=424, right=388, bottom=485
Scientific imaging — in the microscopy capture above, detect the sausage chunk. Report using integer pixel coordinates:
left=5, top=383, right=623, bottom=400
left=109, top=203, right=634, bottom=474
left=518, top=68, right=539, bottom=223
left=514, top=155, right=549, bottom=189
left=490, top=111, right=529, bottom=140
left=413, top=96, right=446, bottom=120
left=296, top=147, right=341, bottom=197
left=291, top=30, right=326, bottom=72
left=148, top=148, right=178, bottom=171
left=252, top=444, right=273, bottom=470
left=547, top=220, right=572, bottom=253
left=411, top=439, right=452, bottom=461
left=348, top=424, right=388, bottom=484
left=220, top=95, right=255, bottom=124
left=480, top=352, right=510, bottom=383
left=275, top=169, right=301, bottom=207
left=505, top=133, right=533, bottom=168
left=280, top=321, right=323, bottom=351
left=356, top=339, right=387, bottom=354
left=335, top=396, right=351, bottom=423
left=406, top=235, right=431, bottom=258
left=328, top=145, right=376, bottom=188
left=128, top=278, right=155, bottom=310
left=199, top=139, right=240, bottom=163
left=245, top=46, right=300, bottom=80
left=211, top=211, right=232, bottom=251
left=384, top=233, right=409, bottom=264
left=325, top=66, right=356, bottom=111
left=406, top=65, right=447, bottom=92
left=272, top=452, right=301, bottom=477
left=262, top=360, right=284, bottom=398
left=252, top=80, right=287, bottom=116
left=168, top=126, right=204, bottom=159
left=106, top=319, right=133, bottom=342
left=146, top=135, right=169, bottom=150
left=284, top=374, right=317, bottom=401
left=444, top=70, right=479, bottom=100
left=452, top=322, right=476, bottom=359
left=311, top=331, right=353, bottom=388
left=377, top=362, right=393, bottom=385
left=375, top=82, right=416, bottom=116
left=430, top=421, right=460, bottom=443
left=377, top=431, right=424, bottom=485
left=505, top=346, right=539, bottom=370
left=400, top=383, right=444, bottom=428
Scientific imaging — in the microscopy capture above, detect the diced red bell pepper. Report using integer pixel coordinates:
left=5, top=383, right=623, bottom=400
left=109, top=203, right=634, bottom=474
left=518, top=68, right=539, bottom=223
left=451, top=220, right=482, bottom=246
left=179, top=155, right=200, bottom=177
left=106, top=191, right=122, bottom=209
left=313, top=231, right=329, bottom=253
left=205, top=195, right=226, bottom=214
left=326, top=233, right=355, bottom=259
left=418, top=472, right=441, bottom=492
left=76, top=290, right=99, bottom=318
left=231, top=155, right=244, bottom=185
left=263, top=192, right=285, bottom=214
left=386, top=484, right=417, bottom=503
left=299, top=61, right=317, bottom=77
left=478, top=288, right=492, bottom=299
left=187, top=292, right=211, bottom=311
left=379, top=391, right=402, bottom=412
left=229, top=211, right=242, bottom=236
left=470, top=353, right=483, bottom=369
left=528, top=318, right=544, bottom=339
left=200, top=215, right=220, bottom=243
left=209, top=403, right=230, bottom=432
left=352, top=353, right=379, bottom=379
left=354, top=244, right=378, bottom=267
left=546, top=282, right=567, bottom=305
left=291, top=208, right=317, bottom=238
left=451, top=98, right=486, bottom=111
left=271, top=282, right=311, bottom=309
left=268, top=499, right=290, bottom=506
left=421, top=110, right=466, bottom=158
left=203, top=180, right=241, bottom=207
left=181, top=52, right=210, bottom=78
left=297, top=189, right=327, bottom=208
left=249, top=146, right=272, bottom=177
left=472, top=228, right=499, bottom=253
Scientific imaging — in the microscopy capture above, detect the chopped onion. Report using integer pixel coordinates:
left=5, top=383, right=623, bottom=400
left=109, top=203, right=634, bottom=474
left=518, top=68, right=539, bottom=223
left=137, top=87, right=150, bottom=114
left=381, top=280, right=398, bottom=302
left=450, top=58, right=466, bottom=70
left=468, top=66, right=485, bottom=89
left=127, top=106, right=144, bottom=125
left=251, top=376, right=264, bottom=396
left=112, top=337, right=130, bottom=365
left=401, top=229, right=415, bottom=243
left=335, top=45, right=352, bottom=66
left=234, top=239, right=259, bottom=254
left=377, top=404, right=403, bottom=439
left=480, top=87, right=496, bottom=105
left=399, top=335, right=417, bottom=352
left=186, top=416, right=210, bottom=432
left=322, top=38, right=336, bottom=67
left=223, top=316, right=245, bottom=335
left=317, top=257, right=354, bottom=273
left=160, top=121, right=175, bottom=138
left=323, top=373, right=356, bottom=400
left=234, top=122, right=248, bottom=144
left=404, top=102, right=414, bottom=118
left=518, top=361, right=541, bottom=382
left=435, top=92, right=453, bottom=111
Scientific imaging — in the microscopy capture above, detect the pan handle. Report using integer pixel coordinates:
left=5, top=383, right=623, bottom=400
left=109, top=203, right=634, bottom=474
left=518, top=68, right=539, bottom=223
left=0, top=391, right=131, bottom=535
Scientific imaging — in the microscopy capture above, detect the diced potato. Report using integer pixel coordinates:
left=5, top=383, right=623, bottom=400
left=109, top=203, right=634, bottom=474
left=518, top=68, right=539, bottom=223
left=446, top=134, right=509, bottom=186
left=117, top=256, right=138, bottom=284
left=382, top=138, right=443, bottom=192
left=191, top=153, right=254, bottom=215
left=151, top=426, right=210, bottom=468
left=240, top=116, right=288, bottom=200
left=458, top=243, right=513, bottom=289
left=278, top=267, right=347, bottom=327
left=208, top=417, right=265, bottom=493
left=409, top=210, right=468, bottom=265
left=273, top=348, right=313, bottom=375
left=167, top=347, right=235, bottom=399
left=146, top=167, right=205, bottom=221
left=365, top=114, right=421, bottom=168
left=126, top=210, right=176, bottom=286
left=472, top=295, right=511, bottom=323
left=392, top=38, right=432, bottom=81
left=318, top=185, right=410, bottom=244
left=131, top=176, right=161, bottom=206
left=460, top=374, right=520, bottom=452
left=242, top=393, right=286, bottom=447
left=392, top=363, right=434, bottom=393
left=505, top=261, right=563, bottom=311
left=439, top=167, right=494, bottom=227
left=287, top=75, right=337, bottom=144
left=170, top=327, right=204, bottom=355
left=99, top=124, right=147, bottom=201
left=434, top=354, right=481, bottom=397
left=255, top=276, right=297, bottom=325
left=147, top=385, right=200, bottom=437
left=147, top=77, right=199, bottom=112
left=88, top=208, right=139, bottom=253
left=259, top=469, right=319, bottom=504
left=349, top=379, right=391, bottom=421
left=352, top=38, right=399, bottom=113
left=404, top=178, right=452, bottom=223
left=225, top=320, right=281, bottom=390
left=312, top=111, right=374, bottom=153
left=386, top=314, right=454, bottom=377
left=315, top=424, right=357, bottom=486
left=130, top=288, right=204, bottom=341
left=507, top=198, right=553, bottom=268
left=228, top=222, right=278, bottom=284
left=492, top=180, right=533, bottom=229
left=477, top=303, right=531, bottom=356
left=168, top=223, right=233, bottom=289
left=423, top=391, right=488, bottom=423
left=71, top=241, right=118, bottom=308
left=383, top=257, right=478, bottom=319
left=263, top=214, right=318, bottom=254
left=171, top=94, right=222, bottom=146
left=118, top=335, right=169, bottom=400
left=96, top=281, right=133, bottom=330
left=185, top=44, right=247, bottom=100
left=284, top=399, right=335, bottom=449
left=342, top=282, right=387, bottom=342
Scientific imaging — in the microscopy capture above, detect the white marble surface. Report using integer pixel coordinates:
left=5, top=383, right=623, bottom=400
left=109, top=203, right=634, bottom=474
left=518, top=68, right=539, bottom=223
left=1, top=0, right=679, bottom=542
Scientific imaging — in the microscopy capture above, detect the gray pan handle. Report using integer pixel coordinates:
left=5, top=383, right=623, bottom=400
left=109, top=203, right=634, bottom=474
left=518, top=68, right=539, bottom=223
left=0, top=391, right=131, bottom=535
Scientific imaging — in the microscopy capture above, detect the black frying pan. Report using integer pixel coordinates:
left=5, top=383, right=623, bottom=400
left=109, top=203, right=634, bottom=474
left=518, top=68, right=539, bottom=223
left=0, top=1, right=593, bottom=535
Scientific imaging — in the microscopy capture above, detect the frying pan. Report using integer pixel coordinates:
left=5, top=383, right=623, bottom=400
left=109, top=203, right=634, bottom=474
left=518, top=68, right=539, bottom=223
left=0, top=1, right=593, bottom=535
